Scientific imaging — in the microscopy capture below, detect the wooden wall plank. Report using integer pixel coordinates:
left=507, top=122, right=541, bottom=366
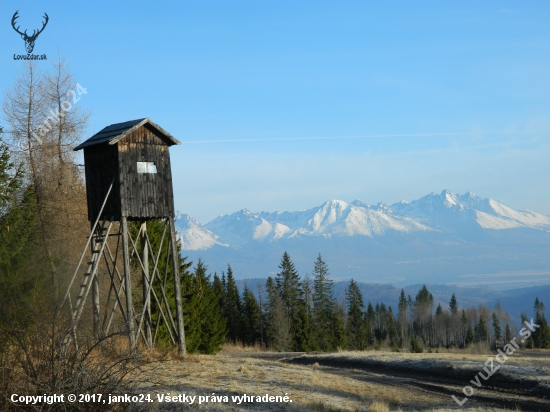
left=83, top=123, right=176, bottom=221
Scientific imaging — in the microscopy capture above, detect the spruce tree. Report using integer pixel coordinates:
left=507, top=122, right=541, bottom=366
left=492, top=312, right=501, bottom=342
left=256, top=283, right=265, bottom=347
left=346, top=279, right=367, bottom=350
left=475, top=316, right=487, bottom=342
left=449, top=293, right=458, bottom=315
left=387, top=306, right=398, bottom=342
left=520, top=313, right=535, bottom=348
left=366, top=301, right=376, bottom=345
left=448, top=293, right=459, bottom=347
left=299, top=275, right=316, bottom=351
left=265, top=277, right=291, bottom=351
left=375, top=303, right=388, bottom=343
left=534, top=297, right=544, bottom=317
left=212, top=273, right=225, bottom=312
left=397, top=289, right=408, bottom=344
left=224, top=265, right=243, bottom=343
left=533, top=299, right=550, bottom=349
left=0, top=143, right=37, bottom=278
left=242, top=284, right=261, bottom=346
left=460, top=309, right=468, bottom=346
left=275, top=252, right=304, bottom=351
left=184, top=260, right=226, bottom=354
left=413, top=285, right=434, bottom=341
left=331, top=301, right=347, bottom=350
left=312, top=253, right=337, bottom=351
left=504, top=324, right=512, bottom=342
left=0, top=143, right=39, bottom=342
left=466, top=324, right=475, bottom=346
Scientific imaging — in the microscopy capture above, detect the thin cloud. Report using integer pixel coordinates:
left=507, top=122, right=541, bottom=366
left=181, top=131, right=544, bottom=144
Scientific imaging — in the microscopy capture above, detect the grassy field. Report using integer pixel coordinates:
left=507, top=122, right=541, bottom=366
left=130, top=346, right=549, bottom=411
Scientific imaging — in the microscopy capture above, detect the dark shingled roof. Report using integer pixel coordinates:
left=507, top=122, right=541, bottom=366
left=74, top=118, right=180, bottom=151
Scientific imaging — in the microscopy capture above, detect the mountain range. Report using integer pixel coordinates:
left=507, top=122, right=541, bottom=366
left=176, top=190, right=550, bottom=287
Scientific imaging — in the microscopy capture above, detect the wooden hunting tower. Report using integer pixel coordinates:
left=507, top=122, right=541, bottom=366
left=74, top=118, right=179, bottom=222
left=61, top=118, right=186, bottom=356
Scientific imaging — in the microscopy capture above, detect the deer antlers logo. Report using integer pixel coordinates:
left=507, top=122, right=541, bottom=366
left=11, top=11, right=49, bottom=54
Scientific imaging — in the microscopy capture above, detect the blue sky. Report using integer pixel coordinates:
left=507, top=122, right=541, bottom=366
left=1, top=1, right=550, bottom=223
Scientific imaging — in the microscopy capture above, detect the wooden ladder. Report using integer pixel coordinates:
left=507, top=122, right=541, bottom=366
left=71, top=216, right=114, bottom=326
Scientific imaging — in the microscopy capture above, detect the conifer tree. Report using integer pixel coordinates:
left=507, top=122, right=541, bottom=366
left=410, top=335, right=423, bottom=353
left=184, top=260, right=226, bottom=354
left=256, top=283, right=265, bottom=347
left=0, top=143, right=39, bottom=342
left=466, top=324, right=475, bottom=346
left=397, top=289, right=408, bottom=344
left=504, top=324, right=512, bottom=342
left=460, top=309, right=468, bottom=346
left=448, top=293, right=460, bottom=347
left=224, top=265, right=243, bottom=343
left=374, top=303, right=388, bottom=343
left=492, top=312, right=501, bottom=342
left=387, top=306, right=398, bottom=342
left=346, top=279, right=367, bottom=350
left=298, top=275, right=316, bottom=351
left=331, top=302, right=347, bottom=350
left=366, top=301, right=376, bottom=345
left=475, top=316, right=487, bottom=342
left=534, top=297, right=544, bottom=316
left=242, top=284, right=261, bottom=346
left=413, top=285, right=434, bottom=341
left=265, top=277, right=291, bottom=351
left=449, top=293, right=458, bottom=315
left=275, top=252, right=304, bottom=350
left=312, top=254, right=337, bottom=350
left=533, top=299, right=550, bottom=349
left=520, top=313, right=535, bottom=348
left=212, top=273, right=225, bottom=312
left=0, top=143, right=37, bottom=277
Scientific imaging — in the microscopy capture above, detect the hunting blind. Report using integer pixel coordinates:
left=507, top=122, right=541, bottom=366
left=61, top=118, right=186, bottom=355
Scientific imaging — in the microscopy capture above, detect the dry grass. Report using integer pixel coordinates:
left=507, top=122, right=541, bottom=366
left=128, top=349, right=549, bottom=411
left=432, top=342, right=494, bottom=355
left=367, top=401, right=389, bottom=412
left=222, top=341, right=272, bottom=353
left=134, top=353, right=411, bottom=410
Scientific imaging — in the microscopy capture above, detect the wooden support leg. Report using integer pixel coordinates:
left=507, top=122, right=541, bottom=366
left=169, top=217, right=186, bottom=357
left=141, top=221, right=152, bottom=347
left=121, top=217, right=136, bottom=349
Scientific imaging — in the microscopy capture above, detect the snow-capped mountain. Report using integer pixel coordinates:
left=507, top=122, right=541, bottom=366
left=390, top=190, right=550, bottom=231
left=178, top=190, right=550, bottom=248
left=174, top=212, right=228, bottom=250
left=175, top=191, right=550, bottom=285
left=201, top=199, right=433, bottom=245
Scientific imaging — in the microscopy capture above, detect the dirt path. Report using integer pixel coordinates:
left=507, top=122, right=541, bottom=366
left=227, top=352, right=549, bottom=411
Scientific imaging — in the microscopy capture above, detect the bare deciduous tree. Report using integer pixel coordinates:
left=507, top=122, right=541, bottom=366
left=2, top=60, right=89, bottom=300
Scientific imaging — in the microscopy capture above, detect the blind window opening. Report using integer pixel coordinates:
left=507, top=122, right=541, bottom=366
left=137, top=162, right=157, bottom=174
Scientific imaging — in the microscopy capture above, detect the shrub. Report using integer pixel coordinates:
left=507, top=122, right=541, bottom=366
left=410, top=336, right=424, bottom=353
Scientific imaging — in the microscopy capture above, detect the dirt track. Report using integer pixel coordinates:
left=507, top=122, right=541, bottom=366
left=229, top=352, right=549, bottom=411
